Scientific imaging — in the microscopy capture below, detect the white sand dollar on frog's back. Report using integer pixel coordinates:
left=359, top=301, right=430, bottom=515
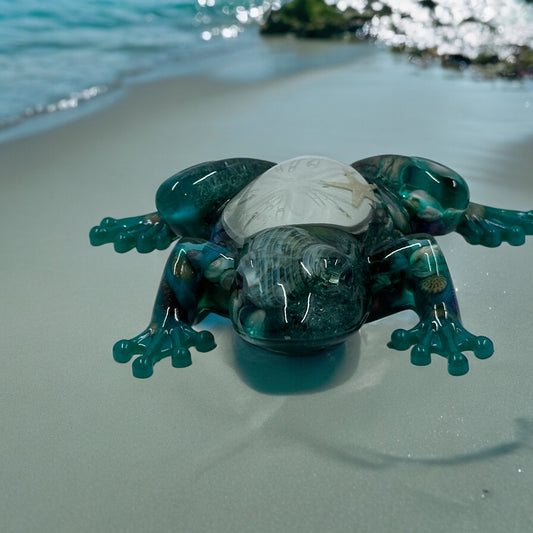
left=222, top=156, right=378, bottom=245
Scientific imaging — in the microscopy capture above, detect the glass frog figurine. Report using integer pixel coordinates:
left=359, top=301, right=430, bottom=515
left=90, top=155, right=532, bottom=378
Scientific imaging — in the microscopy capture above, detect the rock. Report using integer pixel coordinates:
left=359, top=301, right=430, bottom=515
left=441, top=54, right=472, bottom=70
left=260, top=0, right=533, bottom=79
left=418, top=0, right=437, bottom=8
left=260, top=0, right=373, bottom=39
left=496, top=46, right=533, bottom=78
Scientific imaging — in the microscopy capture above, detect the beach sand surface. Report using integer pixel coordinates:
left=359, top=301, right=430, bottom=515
left=1, top=40, right=533, bottom=532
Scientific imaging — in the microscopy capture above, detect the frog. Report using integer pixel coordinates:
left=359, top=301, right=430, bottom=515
left=89, top=155, right=533, bottom=378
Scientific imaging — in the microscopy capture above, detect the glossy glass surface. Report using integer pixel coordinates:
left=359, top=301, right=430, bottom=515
left=90, top=154, right=532, bottom=377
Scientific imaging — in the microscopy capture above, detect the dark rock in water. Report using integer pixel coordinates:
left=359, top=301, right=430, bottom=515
left=498, top=46, right=533, bottom=78
left=260, top=0, right=533, bottom=79
left=260, top=0, right=376, bottom=39
left=438, top=47, right=533, bottom=78
left=442, top=54, right=472, bottom=70
left=472, top=53, right=500, bottom=66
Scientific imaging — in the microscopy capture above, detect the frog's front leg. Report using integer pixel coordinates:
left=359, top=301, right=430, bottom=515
left=113, top=239, right=235, bottom=378
left=368, top=236, right=494, bottom=375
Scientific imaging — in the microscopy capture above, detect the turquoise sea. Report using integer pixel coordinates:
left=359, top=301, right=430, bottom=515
left=1, top=0, right=532, bottom=141
left=0, top=0, right=276, bottom=136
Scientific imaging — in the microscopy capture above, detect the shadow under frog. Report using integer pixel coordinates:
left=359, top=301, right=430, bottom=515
left=232, top=333, right=361, bottom=394
left=90, top=155, right=533, bottom=379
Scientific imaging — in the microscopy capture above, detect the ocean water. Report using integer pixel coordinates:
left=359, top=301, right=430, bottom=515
left=1, top=0, right=532, bottom=141
left=0, top=0, right=275, bottom=136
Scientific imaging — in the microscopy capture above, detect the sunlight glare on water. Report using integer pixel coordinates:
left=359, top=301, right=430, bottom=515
left=336, top=0, right=533, bottom=59
left=0, top=0, right=531, bottom=138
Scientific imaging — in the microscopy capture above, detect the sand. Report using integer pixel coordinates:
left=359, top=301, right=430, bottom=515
left=1, top=40, right=533, bottom=532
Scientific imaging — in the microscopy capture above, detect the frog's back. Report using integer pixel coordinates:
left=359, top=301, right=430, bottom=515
left=221, top=156, right=379, bottom=246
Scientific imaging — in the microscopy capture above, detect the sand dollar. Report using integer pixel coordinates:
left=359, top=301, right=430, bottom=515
left=222, top=156, right=377, bottom=245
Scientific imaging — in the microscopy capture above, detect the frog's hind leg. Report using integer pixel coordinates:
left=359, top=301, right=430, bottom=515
left=155, top=158, right=275, bottom=239
left=90, top=212, right=176, bottom=253
left=352, top=155, right=533, bottom=247
left=351, top=155, right=471, bottom=236
left=457, top=203, right=533, bottom=247
left=112, top=238, right=234, bottom=378
left=90, top=158, right=275, bottom=253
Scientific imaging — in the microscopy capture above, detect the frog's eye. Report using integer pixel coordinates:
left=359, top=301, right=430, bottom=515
left=325, top=256, right=350, bottom=282
left=301, top=245, right=353, bottom=289
left=403, top=157, right=470, bottom=211
left=311, top=254, right=353, bottom=289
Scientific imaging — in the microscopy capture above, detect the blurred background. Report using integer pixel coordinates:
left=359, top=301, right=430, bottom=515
left=1, top=0, right=532, bottom=142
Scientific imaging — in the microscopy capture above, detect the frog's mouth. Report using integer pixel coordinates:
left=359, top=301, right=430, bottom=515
left=235, top=329, right=349, bottom=356
left=229, top=296, right=363, bottom=355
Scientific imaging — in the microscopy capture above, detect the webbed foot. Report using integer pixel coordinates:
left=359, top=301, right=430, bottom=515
left=113, top=320, right=216, bottom=378
left=388, top=313, right=494, bottom=376
left=90, top=212, right=176, bottom=253
left=457, top=204, right=533, bottom=247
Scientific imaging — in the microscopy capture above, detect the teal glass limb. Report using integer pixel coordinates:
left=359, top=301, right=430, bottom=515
left=368, top=236, right=493, bottom=376
left=89, top=212, right=176, bottom=253
left=457, top=202, right=533, bottom=247
left=112, top=239, right=233, bottom=378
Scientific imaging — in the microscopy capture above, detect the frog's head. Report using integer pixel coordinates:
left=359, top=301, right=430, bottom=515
left=229, top=227, right=369, bottom=354
left=399, top=157, right=470, bottom=235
